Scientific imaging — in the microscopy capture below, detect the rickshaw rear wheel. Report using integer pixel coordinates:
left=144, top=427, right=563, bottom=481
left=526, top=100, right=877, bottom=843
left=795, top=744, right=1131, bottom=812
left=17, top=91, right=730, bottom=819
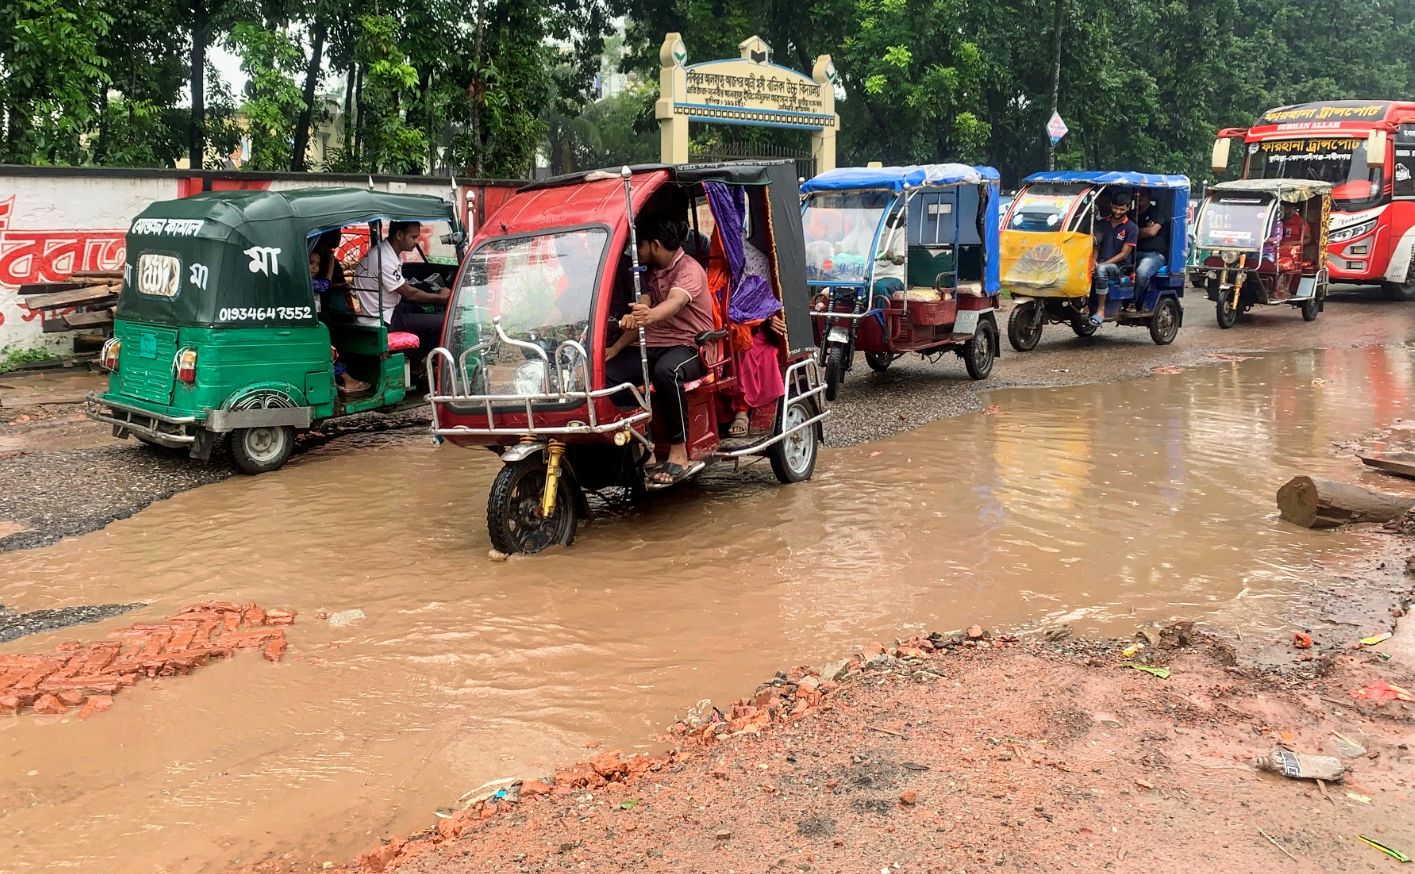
left=1300, top=296, right=1319, bottom=321
left=823, top=345, right=846, bottom=401
left=487, top=458, right=579, bottom=554
left=228, top=426, right=295, bottom=475
left=1070, top=315, right=1098, bottom=338
left=1149, top=297, right=1181, bottom=345
left=1007, top=301, right=1043, bottom=352
left=1215, top=293, right=1238, bottom=329
left=769, top=398, right=819, bottom=484
left=963, top=317, right=997, bottom=380
left=864, top=351, right=898, bottom=372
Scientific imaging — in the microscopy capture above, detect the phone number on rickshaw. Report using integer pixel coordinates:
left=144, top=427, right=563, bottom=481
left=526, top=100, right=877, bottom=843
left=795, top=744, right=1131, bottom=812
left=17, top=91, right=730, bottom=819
left=218, top=306, right=314, bottom=322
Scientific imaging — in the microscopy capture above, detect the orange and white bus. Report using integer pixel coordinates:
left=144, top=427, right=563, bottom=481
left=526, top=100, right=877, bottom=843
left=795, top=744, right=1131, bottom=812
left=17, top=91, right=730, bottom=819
left=1215, top=99, right=1415, bottom=299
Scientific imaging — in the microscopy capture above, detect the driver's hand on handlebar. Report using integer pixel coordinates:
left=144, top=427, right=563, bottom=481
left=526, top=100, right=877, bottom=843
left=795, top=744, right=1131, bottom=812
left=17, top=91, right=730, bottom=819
left=617, top=312, right=639, bottom=331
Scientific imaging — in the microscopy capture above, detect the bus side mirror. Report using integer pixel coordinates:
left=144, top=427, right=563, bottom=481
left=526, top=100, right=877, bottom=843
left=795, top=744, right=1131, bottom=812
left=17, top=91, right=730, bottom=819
left=1367, top=131, right=1388, bottom=168
left=1210, top=138, right=1231, bottom=173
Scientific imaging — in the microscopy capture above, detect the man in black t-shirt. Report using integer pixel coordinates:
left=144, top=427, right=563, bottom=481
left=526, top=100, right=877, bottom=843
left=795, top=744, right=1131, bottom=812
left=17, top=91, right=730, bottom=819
left=1091, top=194, right=1138, bottom=325
left=1133, top=189, right=1168, bottom=298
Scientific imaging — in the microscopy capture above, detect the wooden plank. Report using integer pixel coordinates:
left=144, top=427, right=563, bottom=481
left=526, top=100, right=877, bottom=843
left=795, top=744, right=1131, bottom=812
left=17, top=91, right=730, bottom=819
left=42, top=310, right=114, bottom=333
left=17, top=281, right=90, bottom=296
left=23, top=286, right=120, bottom=309
left=1358, top=453, right=1415, bottom=481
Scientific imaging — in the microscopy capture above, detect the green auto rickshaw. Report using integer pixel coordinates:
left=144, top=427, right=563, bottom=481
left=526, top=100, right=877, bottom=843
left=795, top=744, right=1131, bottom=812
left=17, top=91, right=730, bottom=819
left=86, top=187, right=464, bottom=473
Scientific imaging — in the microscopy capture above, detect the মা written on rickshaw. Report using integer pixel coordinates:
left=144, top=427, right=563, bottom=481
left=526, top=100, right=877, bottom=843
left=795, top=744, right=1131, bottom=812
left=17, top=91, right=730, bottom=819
left=684, top=69, right=827, bottom=115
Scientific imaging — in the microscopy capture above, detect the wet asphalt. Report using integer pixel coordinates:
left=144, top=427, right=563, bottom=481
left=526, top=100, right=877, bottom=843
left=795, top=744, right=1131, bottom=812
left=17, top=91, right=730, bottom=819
left=1, top=285, right=1412, bottom=559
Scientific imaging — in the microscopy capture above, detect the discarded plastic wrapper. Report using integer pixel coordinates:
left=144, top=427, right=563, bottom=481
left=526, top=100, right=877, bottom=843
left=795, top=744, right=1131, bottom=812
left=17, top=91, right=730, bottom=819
left=1360, top=632, right=1393, bottom=646
left=1128, top=664, right=1170, bottom=679
left=1349, top=681, right=1415, bottom=702
left=1358, top=835, right=1412, bottom=863
left=1257, top=747, right=1344, bottom=782
left=1121, top=643, right=1142, bottom=658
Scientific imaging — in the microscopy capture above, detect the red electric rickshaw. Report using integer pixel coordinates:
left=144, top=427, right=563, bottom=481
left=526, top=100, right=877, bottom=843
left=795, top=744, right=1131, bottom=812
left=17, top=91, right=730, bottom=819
left=427, top=162, right=828, bottom=554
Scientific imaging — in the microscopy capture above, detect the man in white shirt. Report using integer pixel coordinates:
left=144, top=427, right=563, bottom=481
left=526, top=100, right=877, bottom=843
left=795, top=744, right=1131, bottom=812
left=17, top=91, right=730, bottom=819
left=351, top=221, right=450, bottom=354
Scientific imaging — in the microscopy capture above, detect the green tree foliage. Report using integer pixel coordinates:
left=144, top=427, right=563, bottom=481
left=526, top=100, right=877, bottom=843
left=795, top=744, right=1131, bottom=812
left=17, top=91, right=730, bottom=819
left=0, top=0, right=112, bottom=163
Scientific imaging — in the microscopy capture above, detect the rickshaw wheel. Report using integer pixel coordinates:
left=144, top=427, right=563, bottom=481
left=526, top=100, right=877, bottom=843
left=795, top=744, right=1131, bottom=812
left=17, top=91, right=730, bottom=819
left=769, top=398, right=819, bottom=484
left=1007, top=301, right=1043, bottom=352
left=1070, top=315, right=1098, bottom=338
left=964, top=317, right=996, bottom=380
left=823, top=345, right=846, bottom=401
left=487, top=458, right=578, bottom=554
left=1149, top=297, right=1181, bottom=345
left=228, top=426, right=294, bottom=475
left=864, top=351, right=897, bottom=372
left=1300, top=296, right=1319, bottom=321
left=1215, top=294, right=1238, bottom=329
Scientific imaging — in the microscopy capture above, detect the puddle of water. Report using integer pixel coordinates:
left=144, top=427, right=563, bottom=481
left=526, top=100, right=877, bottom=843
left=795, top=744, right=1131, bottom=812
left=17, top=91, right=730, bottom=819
left=1, top=345, right=1412, bottom=872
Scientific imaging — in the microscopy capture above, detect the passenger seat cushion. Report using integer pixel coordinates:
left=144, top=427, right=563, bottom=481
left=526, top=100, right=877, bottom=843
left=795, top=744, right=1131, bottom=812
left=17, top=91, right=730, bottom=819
left=386, top=331, right=420, bottom=352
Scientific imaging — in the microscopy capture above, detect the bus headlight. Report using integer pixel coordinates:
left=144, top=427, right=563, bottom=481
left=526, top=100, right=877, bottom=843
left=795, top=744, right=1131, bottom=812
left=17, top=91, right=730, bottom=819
left=1330, top=219, right=1376, bottom=243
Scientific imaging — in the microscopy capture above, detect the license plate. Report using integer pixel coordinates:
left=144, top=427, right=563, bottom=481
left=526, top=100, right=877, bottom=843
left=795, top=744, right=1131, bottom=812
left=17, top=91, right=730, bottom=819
left=953, top=310, right=980, bottom=335
left=139, top=334, right=158, bottom=358
left=827, top=327, right=848, bottom=343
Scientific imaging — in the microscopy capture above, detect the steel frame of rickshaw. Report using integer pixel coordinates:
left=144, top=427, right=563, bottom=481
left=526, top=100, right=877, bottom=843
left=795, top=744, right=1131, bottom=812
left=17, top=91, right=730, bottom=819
left=1002, top=170, right=1190, bottom=350
left=425, top=162, right=829, bottom=554
left=1187, top=178, right=1333, bottom=327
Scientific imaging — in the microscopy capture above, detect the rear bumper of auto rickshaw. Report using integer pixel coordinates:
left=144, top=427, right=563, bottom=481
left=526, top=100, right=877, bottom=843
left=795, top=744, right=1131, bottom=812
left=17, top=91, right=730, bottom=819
left=85, top=392, right=201, bottom=448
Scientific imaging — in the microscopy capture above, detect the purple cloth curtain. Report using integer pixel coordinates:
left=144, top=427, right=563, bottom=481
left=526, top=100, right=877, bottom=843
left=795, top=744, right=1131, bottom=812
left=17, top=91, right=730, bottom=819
left=704, top=182, right=781, bottom=323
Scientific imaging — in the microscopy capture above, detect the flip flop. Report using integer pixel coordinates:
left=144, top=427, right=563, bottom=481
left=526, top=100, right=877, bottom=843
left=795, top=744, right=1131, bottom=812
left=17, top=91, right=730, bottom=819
left=1088, top=313, right=1104, bottom=326
left=645, top=460, right=705, bottom=490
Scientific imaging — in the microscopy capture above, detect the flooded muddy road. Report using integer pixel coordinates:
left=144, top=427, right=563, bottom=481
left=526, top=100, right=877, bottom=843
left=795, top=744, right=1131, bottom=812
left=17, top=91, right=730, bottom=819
left=3, top=344, right=1415, bottom=872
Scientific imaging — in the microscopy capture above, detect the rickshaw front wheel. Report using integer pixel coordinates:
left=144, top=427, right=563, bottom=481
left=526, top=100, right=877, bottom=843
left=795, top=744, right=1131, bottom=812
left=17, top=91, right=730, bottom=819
left=1215, top=294, right=1238, bottom=329
left=1300, top=296, right=1320, bottom=321
left=487, top=458, right=579, bottom=554
left=228, top=426, right=295, bottom=475
left=1007, top=301, right=1043, bottom=352
left=823, top=345, right=846, bottom=402
left=769, top=398, right=820, bottom=484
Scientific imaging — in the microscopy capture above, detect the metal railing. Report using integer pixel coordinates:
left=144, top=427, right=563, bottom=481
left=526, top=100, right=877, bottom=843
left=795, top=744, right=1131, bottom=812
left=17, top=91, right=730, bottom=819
left=714, top=358, right=830, bottom=458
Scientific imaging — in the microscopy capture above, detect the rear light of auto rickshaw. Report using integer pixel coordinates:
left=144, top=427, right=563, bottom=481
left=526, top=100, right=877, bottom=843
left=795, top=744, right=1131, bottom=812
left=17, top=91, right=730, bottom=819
left=175, top=348, right=198, bottom=384
left=99, top=338, right=121, bottom=371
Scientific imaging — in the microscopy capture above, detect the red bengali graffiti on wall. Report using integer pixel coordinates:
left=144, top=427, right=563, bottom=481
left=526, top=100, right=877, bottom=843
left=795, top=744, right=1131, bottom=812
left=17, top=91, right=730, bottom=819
left=0, top=197, right=127, bottom=327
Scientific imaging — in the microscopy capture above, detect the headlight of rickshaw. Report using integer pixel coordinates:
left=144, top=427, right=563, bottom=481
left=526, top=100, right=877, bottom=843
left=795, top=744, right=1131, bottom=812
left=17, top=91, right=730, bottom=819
left=514, top=360, right=547, bottom=395
left=1221, top=250, right=1239, bottom=266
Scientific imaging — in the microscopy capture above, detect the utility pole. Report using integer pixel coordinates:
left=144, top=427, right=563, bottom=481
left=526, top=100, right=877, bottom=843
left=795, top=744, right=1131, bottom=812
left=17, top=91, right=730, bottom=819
left=1047, top=0, right=1063, bottom=170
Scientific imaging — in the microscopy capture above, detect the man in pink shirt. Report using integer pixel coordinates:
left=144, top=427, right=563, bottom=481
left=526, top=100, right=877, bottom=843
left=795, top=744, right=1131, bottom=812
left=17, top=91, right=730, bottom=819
left=605, top=216, right=716, bottom=485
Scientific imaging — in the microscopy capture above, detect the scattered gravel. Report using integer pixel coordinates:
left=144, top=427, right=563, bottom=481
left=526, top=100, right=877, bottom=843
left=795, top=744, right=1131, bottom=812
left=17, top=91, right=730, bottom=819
left=0, top=601, right=145, bottom=644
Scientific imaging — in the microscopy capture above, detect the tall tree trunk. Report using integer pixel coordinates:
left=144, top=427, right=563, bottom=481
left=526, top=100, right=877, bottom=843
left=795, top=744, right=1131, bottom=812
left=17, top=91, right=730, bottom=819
left=1047, top=0, right=1063, bottom=171
left=341, top=62, right=355, bottom=160
left=466, top=0, right=486, bottom=176
left=189, top=0, right=208, bottom=169
left=351, top=64, right=364, bottom=167
left=291, top=20, right=327, bottom=171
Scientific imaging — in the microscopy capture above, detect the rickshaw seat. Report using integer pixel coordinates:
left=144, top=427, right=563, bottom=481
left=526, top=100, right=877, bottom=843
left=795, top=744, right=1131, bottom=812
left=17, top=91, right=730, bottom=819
left=386, top=331, right=420, bottom=352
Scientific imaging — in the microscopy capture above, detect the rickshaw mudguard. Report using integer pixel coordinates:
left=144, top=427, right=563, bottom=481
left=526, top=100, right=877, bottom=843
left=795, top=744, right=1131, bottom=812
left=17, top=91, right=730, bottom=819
left=208, top=384, right=314, bottom=433
left=1000, top=230, right=1093, bottom=299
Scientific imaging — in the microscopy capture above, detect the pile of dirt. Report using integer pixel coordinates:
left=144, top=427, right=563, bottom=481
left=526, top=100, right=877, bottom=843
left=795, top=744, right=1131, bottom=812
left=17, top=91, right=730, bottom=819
left=242, top=620, right=1415, bottom=873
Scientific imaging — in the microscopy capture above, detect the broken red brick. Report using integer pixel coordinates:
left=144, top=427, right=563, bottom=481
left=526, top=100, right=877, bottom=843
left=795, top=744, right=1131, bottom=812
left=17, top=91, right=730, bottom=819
left=78, top=695, right=113, bottom=719
left=31, top=693, right=68, bottom=715
left=520, top=779, right=553, bottom=798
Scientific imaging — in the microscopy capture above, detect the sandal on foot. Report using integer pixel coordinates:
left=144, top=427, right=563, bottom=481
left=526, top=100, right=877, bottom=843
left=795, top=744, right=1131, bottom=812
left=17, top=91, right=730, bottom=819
left=728, top=412, right=750, bottom=437
left=646, top=461, right=705, bottom=489
left=1088, top=313, right=1104, bottom=326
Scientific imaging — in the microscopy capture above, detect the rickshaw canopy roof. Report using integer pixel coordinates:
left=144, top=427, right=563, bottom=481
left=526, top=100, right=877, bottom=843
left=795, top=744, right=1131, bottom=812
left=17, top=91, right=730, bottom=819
left=1207, top=178, right=1333, bottom=203
left=118, top=187, right=456, bottom=328
left=1021, top=170, right=1190, bottom=190
left=132, top=187, right=458, bottom=243
left=801, top=164, right=1000, bottom=194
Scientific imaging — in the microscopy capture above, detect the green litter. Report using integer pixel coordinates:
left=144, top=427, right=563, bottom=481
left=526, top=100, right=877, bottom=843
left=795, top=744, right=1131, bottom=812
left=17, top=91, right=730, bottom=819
left=618, top=798, right=641, bottom=810
left=1358, top=835, right=1412, bottom=863
left=1128, top=665, right=1171, bottom=679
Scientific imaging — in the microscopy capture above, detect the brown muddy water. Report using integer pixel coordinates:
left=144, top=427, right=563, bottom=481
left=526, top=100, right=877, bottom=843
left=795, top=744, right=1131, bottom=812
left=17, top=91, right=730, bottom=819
left=2, top=345, right=1413, bottom=873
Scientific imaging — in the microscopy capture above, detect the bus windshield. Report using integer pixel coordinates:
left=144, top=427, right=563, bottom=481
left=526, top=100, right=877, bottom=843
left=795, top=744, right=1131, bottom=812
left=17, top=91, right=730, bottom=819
left=1246, top=137, right=1385, bottom=210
